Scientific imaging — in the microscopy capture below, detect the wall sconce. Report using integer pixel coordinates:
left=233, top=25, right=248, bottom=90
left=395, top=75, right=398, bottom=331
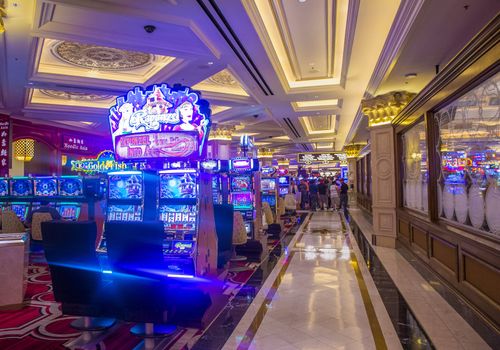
left=13, top=138, right=35, bottom=162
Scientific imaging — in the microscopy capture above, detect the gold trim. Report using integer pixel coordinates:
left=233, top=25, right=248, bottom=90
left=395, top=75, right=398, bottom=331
left=339, top=213, right=388, bottom=350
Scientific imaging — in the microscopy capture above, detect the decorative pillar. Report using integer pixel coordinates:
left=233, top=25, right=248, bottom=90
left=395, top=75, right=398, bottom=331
left=0, top=2, right=6, bottom=34
left=208, top=125, right=233, bottom=160
left=343, top=143, right=366, bottom=197
left=361, top=91, right=415, bottom=248
left=257, top=148, right=273, bottom=166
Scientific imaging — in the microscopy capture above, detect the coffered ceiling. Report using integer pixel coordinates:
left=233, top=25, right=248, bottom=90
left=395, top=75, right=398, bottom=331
left=0, top=0, right=498, bottom=160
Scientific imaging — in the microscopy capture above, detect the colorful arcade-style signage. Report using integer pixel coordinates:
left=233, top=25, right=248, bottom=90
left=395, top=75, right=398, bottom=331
left=108, top=84, right=211, bottom=160
left=70, top=150, right=136, bottom=174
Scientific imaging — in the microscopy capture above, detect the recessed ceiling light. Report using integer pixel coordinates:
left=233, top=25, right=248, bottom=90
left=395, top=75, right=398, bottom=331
left=207, top=61, right=214, bottom=65
left=404, top=73, right=417, bottom=79
left=299, top=0, right=307, bottom=3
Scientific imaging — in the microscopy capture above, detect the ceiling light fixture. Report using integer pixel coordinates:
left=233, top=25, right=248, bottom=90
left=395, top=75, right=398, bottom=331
left=404, top=73, right=417, bottom=79
left=299, top=0, right=307, bottom=3
left=207, top=61, right=214, bottom=65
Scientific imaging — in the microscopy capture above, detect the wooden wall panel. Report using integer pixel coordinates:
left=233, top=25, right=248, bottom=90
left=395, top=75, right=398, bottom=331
left=398, top=219, right=410, bottom=240
left=430, top=236, right=457, bottom=273
left=412, top=225, right=428, bottom=252
left=463, top=253, right=500, bottom=306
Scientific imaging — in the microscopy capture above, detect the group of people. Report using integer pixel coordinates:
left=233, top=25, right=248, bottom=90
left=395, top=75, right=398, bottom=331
left=294, top=177, right=349, bottom=212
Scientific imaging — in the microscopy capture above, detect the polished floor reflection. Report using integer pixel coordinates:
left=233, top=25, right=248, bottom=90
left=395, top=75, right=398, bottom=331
left=224, top=211, right=380, bottom=350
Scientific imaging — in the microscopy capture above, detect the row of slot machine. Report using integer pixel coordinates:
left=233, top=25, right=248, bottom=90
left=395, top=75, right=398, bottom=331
left=0, top=176, right=88, bottom=223
left=96, top=157, right=261, bottom=277
left=260, top=175, right=292, bottom=217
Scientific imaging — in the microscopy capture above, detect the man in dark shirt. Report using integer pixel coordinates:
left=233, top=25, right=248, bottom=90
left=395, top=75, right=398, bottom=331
left=318, top=180, right=328, bottom=210
left=308, top=180, right=319, bottom=211
left=339, top=178, right=349, bottom=213
left=25, top=201, right=62, bottom=227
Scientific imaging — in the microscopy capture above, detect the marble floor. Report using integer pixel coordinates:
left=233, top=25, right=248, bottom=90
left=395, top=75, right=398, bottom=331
left=223, top=211, right=398, bottom=350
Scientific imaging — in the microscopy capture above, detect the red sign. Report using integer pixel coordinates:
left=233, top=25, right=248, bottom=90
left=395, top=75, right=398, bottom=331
left=115, top=132, right=198, bottom=160
left=0, top=115, right=9, bottom=176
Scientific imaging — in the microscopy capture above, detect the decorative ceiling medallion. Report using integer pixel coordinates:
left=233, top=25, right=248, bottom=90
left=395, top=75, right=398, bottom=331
left=52, top=41, right=153, bottom=71
left=193, top=69, right=249, bottom=96
left=39, top=89, right=113, bottom=101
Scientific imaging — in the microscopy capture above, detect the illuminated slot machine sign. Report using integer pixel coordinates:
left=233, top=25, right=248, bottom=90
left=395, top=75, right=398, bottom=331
left=108, top=84, right=211, bottom=161
left=34, top=177, right=58, bottom=197
left=231, top=176, right=251, bottom=192
left=261, top=178, right=276, bottom=192
left=59, top=177, right=83, bottom=197
left=278, top=176, right=290, bottom=195
left=0, top=178, right=9, bottom=197
left=231, top=192, right=253, bottom=210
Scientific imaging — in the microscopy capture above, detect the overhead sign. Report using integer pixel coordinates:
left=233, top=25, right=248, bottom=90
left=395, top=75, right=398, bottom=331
left=70, top=150, right=138, bottom=174
left=0, top=115, right=9, bottom=176
left=297, top=152, right=346, bottom=164
left=108, top=83, right=211, bottom=159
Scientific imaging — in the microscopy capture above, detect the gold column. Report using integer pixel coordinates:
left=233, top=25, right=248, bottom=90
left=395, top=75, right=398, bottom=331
left=361, top=91, right=415, bottom=248
left=0, top=1, right=6, bottom=33
left=208, top=126, right=234, bottom=159
left=343, top=143, right=366, bottom=196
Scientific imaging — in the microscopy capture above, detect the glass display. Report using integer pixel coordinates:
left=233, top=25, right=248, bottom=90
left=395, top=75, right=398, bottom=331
left=108, top=173, right=143, bottom=199
left=262, top=194, right=276, bottom=207
left=402, top=120, right=429, bottom=212
left=34, top=177, right=58, bottom=197
left=11, top=203, right=29, bottom=221
left=59, top=177, right=83, bottom=197
left=231, top=192, right=253, bottom=209
left=58, top=204, right=79, bottom=220
left=435, top=72, right=499, bottom=235
left=159, top=204, right=197, bottom=231
left=10, top=178, right=33, bottom=197
left=159, top=172, right=197, bottom=199
left=0, top=178, right=8, bottom=197
left=231, top=176, right=251, bottom=192
left=261, top=178, right=276, bottom=191
left=107, top=204, right=142, bottom=221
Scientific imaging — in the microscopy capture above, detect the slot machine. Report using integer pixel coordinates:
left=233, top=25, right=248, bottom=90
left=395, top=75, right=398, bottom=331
left=277, top=176, right=290, bottom=197
left=201, top=159, right=230, bottom=204
left=57, top=176, right=84, bottom=220
left=9, top=177, right=33, bottom=223
left=158, top=168, right=199, bottom=276
left=33, top=176, right=58, bottom=211
left=229, top=157, right=258, bottom=239
left=0, top=177, right=9, bottom=211
left=260, top=177, right=278, bottom=219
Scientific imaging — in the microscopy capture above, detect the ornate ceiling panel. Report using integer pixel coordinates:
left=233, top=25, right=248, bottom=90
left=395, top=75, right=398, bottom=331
left=36, top=39, right=176, bottom=84
left=193, top=69, right=249, bottom=96
left=300, top=115, right=337, bottom=135
left=29, top=89, right=116, bottom=109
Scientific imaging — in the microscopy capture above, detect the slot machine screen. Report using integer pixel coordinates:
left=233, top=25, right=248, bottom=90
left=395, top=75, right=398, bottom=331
left=35, top=177, right=58, bottom=197
left=11, top=204, right=28, bottom=221
left=107, top=204, right=142, bottom=221
left=231, top=176, right=251, bottom=192
left=278, top=176, right=290, bottom=186
left=0, top=179, right=8, bottom=197
left=159, top=204, right=197, bottom=232
left=10, top=178, right=33, bottom=197
left=58, top=204, right=79, bottom=220
left=231, top=192, right=253, bottom=209
left=279, top=187, right=289, bottom=196
left=108, top=173, right=143, bottom=199
left=159, top=172, right=197, bottom=199
left=261, top=178, right=276, bottom=191
left=59, top=177, right=83, bottom=197
left=262, top=194, right=276, bottom=207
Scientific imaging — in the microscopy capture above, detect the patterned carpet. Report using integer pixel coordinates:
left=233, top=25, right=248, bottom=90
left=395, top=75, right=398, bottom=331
left=0, top=219, right=298, bottom=350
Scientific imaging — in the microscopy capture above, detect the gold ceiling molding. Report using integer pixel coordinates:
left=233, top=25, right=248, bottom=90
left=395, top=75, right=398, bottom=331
left=343, top=142, right=366, bottom=158
left=242, top=0, right=349, bottom=91
left=39, top=89, right=113, bottom=101
left=209, top=125, right=235, bottom=141
left=300, top=114, right=337, bottom=135
left=257, top=148, right=274, bottom=159
left=361, top=91, right=416, bottom=127
left=29, top=88, right=116, bottom=109
left=193, top=69, right=249, bottom=96
left=0, top=0, right=5, bottom=33
left=291, top=98, right=340, bottom=112
left=211, top=105, right=231, bottom=115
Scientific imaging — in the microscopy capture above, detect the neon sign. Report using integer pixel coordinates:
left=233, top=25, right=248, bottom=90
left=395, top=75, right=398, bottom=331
left=108, top=83, right=211, bottom=159
left=70, top=150, right=136, bottom=174
left=297, top=152, right=346, bottom=164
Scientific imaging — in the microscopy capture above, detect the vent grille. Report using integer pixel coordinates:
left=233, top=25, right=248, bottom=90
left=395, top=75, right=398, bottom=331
left=283, top=118, right=300, bottom=138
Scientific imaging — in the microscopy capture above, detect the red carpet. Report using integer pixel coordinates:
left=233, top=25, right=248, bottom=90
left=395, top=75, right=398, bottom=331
left=0, top=217, right=298, bottom=349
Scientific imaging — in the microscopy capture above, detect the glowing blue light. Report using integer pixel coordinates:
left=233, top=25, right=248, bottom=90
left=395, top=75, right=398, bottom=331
left=108, top=171, right=142, bottom=175
left=167, top=274, right=195, bottom=279
left=102, top=270, right=113, bottom=274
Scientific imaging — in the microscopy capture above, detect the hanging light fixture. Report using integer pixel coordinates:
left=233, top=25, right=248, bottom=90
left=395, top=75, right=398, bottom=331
left=13, top=138, right=35, bottom=162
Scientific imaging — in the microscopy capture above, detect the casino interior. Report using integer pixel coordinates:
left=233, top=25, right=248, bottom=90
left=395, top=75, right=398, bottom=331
left=0, top=1, right=499, bottom=349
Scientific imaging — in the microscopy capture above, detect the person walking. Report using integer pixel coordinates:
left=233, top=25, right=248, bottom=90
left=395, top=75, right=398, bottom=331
left=339, top=178, right=349, bottom=214
left=308, top=179, right=319, bottom=211
left=330, top=179, right=340, bottom=211
left=318, top=179, right=328, bottom=210
left=299, top=180, right=308, bottom=210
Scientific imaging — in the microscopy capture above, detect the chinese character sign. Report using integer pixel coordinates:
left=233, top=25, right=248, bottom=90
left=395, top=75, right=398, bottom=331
left=0, top=115, right=9, bottom=176
left=108, top=84, right=211, bottom=159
